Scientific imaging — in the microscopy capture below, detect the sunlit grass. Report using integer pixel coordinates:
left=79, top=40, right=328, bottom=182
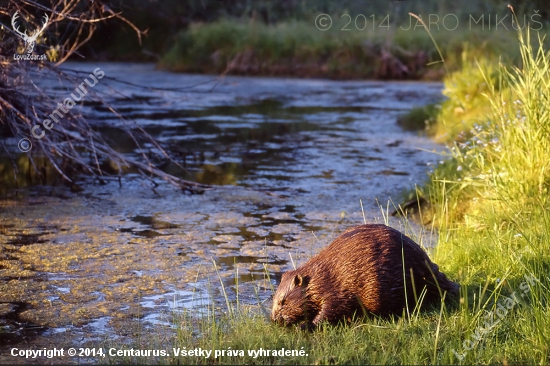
left=104, top=257, right=549, bottom=364
left=421, top=22, right=550, bottom=364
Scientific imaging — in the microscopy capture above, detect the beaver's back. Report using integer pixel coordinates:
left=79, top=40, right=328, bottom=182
left=309, top=224, right=449, bottom=314
left=271, top=224, right=459, bottom=326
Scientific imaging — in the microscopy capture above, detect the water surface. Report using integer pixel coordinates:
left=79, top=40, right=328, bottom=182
left=0, top=63, right=444, bottom=362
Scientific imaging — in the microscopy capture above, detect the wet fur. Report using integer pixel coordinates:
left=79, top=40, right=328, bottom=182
left=271, top=224, right=459, bottom=328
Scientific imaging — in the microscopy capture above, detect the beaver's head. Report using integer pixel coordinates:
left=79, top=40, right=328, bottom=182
left=271, top=271, right=315, bottom=327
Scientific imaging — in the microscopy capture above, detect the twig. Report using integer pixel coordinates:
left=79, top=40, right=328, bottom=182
left=0, top=0, right=209, bottom=193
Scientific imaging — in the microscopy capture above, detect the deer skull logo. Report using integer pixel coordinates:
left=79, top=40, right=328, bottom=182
left=11, top=11, right=49, bottom=54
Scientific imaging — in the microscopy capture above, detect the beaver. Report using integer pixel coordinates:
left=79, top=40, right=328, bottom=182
left=271, top=224, right=459, bottom=328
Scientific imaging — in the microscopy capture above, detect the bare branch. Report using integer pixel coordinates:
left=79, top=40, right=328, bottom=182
left=1, top=0, right=208, bottom=193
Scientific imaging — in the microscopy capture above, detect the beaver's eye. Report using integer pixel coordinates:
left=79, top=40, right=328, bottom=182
left=279, top=299, right=285, bottom=306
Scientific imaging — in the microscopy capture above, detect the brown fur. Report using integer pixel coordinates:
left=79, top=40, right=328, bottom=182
left=271, top=224, right=459, bottom=328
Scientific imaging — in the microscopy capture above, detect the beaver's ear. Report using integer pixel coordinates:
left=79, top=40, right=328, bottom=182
left=292, top=274, right=310, bottom=288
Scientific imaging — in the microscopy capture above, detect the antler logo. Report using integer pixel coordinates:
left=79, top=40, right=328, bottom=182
left=12, top=11, right=49, bottom=54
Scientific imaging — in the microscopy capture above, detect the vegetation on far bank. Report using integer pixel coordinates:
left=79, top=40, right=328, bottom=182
left=3, top=1, right=536, bottom=81
left=78, top=0, right=548, bottom=80
left=158, top=19, right=524, bottom=80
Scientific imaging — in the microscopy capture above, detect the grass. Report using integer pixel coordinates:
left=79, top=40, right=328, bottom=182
left=104, top=20, right=550, bottom=366
left=158, top=18, right=523, bottom=80
left=104, top=262, right=549, bottom=364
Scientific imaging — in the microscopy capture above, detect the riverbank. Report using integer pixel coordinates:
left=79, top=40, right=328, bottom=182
left=157, top=19, right=521, bottom=80
left=80, top=0, right=546, bottom=81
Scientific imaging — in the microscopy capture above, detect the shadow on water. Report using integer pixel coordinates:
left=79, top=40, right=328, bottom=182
left=117, top=215, right=182, bottom=238
left=0, top=225, right=51, bottom=345
left=4, top=224, right=60, bottom=246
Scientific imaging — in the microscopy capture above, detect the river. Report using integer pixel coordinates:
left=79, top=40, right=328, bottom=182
left=0, top=62, right=444, bottom=363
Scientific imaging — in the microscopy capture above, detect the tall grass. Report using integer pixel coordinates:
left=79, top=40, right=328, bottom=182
left=423, top=25, right=550, bottom=363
